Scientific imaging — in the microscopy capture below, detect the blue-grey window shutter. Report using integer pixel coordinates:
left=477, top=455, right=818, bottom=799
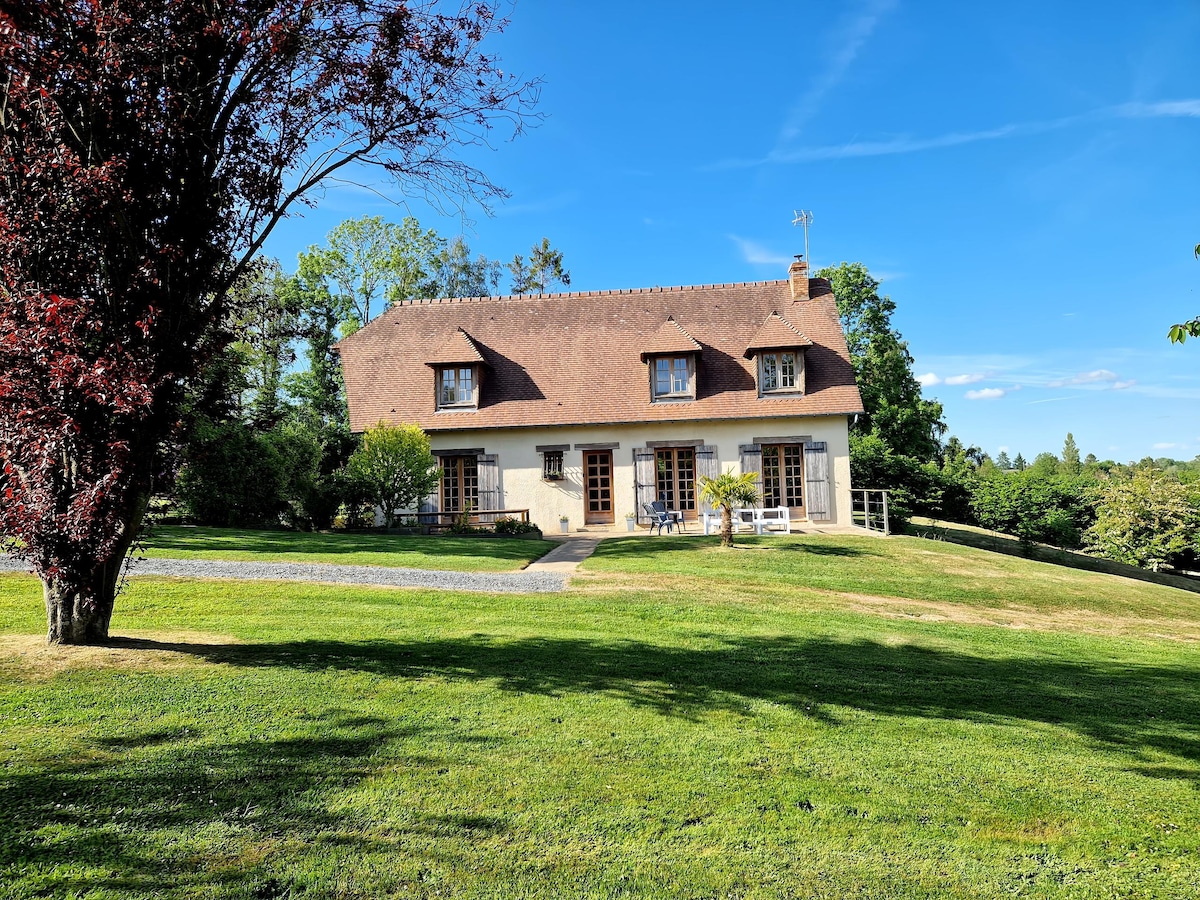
left=634, top=448, right=656, bottom=522
left=478, top=453, right=499, bottom=513
left=696, top=445, right=718, bottom=514
left=804, top=441, right=830, bottom=520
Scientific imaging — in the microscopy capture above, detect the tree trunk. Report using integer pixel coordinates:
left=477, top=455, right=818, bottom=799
left=43, top=493, right=148, bottom=646
left=721, top=506, right=733, bottom=547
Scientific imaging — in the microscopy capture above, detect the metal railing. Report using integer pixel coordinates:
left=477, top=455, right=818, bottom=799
left=850, top=489, right=890, bottom=535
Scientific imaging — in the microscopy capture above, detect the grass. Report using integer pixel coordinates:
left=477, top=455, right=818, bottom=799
left=136, top=525, right=556, bottom=572
left=2, top=532, right=1200, bottom=897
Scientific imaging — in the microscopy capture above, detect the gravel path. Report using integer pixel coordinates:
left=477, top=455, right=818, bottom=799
left=0, top=555, right=567, bottom=593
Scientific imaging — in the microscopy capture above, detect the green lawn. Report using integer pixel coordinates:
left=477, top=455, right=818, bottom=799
left=2, top=533, right=1200, bottom=898
left=137, top=525, right=556, bottom=572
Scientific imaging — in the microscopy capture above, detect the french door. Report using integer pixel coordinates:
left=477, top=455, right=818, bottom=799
left=655, top=447, right=697, bottom=520
left=441, top=455, right=479, bottom=514
left=584, top=450, right=614, bottom=524
left=761, top=444, right=805, bottom=517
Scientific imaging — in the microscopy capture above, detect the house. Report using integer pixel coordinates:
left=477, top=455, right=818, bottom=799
left=336, top=258, right=865, bottom=532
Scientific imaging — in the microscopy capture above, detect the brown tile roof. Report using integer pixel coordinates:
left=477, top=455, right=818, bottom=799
left=425, top=327, right=487, bottom=367
left=744, top=311, right=814, bottom=358
left=640, top=316, right=702, bottom=361
left=336, top=277, right=864, bottom=433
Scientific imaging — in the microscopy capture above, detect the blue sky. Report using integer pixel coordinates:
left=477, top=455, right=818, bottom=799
left=262, top=0, right=1200, bottom=464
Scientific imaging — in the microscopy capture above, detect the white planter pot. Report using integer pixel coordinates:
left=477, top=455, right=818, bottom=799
left=559, top=520, right=570, bottom=533
left=625, top=518, right=636, bottom=532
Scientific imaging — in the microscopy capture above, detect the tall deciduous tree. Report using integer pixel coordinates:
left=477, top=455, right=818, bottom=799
left=0, top=0, right=536, bottom=644
left=298, top=215, right=444, bottom=328
left=816, top=263, right=945, bottom=461
left=429, top=235, right=503, bottom=298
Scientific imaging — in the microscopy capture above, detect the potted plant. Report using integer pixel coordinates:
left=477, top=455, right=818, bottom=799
left=559, top=515, right=570, bottom=533
left=625, top=511, right=637, bottom=532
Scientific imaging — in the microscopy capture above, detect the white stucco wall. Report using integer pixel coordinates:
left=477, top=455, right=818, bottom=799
left=426, top=416, right=853, bottom=532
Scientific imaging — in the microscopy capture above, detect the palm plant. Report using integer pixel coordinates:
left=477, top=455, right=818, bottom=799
left=698, top=470, right=761, bottom=547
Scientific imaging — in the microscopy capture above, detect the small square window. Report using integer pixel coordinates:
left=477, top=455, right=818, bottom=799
left=651, top=355, right=694, bottom=400
left=437, top=366, right=478, bottom=409
left=759, top=351, right=802, bottom=395
left=542, top=450, right=564, bottom=480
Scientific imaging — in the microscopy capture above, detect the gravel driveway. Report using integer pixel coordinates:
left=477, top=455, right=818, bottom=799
left=0, top=555, right=567, bottom=593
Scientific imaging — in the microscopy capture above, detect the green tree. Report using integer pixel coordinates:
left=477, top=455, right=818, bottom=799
left=428, top=235, right=503, bottom=298
left=345, top=423, right=441, bottom=529
left=229, top=259, right=303, bottom=430
left=1013, top=452, right=1028, bottom=471
left=996, top=450, right=1012, bottom=470
left=509, top=238, right=571, bottom=294
left=816, top=262, right=945, bottom=462
left=1060, top=433, right=1082, bottom=477
left=298, top=216, right=444, bottom=329
left=698, top=470, right=761, bottom=548
left=1088, top=467, right=1200, bottom=571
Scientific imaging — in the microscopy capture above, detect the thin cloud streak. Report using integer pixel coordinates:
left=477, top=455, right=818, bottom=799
left=776, top=0, right=897, bottom=145
left=706, top=98, right=1200, bottom=170
left=728, top=235, right=791, bottom=266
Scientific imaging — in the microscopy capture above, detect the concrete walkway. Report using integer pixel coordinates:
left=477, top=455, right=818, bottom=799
left=524, top=535, right=602, bottom=575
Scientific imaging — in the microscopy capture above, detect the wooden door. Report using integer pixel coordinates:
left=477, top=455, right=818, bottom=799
left=761, top=444, right=805, bottom=519
left=584, top=450, right=614, bottom=525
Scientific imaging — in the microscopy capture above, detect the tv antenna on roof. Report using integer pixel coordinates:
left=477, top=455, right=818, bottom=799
left=792, top=209, right=813, bottom=268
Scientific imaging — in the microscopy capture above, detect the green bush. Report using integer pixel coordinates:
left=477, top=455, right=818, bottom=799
left=970, top=468, right=1096, bottom=551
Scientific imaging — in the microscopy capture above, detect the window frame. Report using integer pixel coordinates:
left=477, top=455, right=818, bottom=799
left=757, top=350, right=804, bottom=396
left=649, top=354, right=696, bottom=402
left=436, top=365, right=479, bottom=410
left=542, top=450, right=565, bottom=481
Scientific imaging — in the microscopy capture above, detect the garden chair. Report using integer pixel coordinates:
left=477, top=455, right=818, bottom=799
left=651, top=499, right=686, bottom=533
left=642, top=502, right=674, bottom=536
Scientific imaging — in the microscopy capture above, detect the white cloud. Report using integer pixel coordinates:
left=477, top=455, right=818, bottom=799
left=728, top=235, right=791, bottom=266
left=1046, top=369, right=1119, bottom=388
left=1026, top=396, right=1077, bottom=405
left=1112, top=380, right=1136, bottom=390
left=945, top=373, right=986, bottom=386
left=916, top=372, right=941, bottom=387
left=965, top=388, right=1006, bottom=400
left=1153, top=442, right=1181, bottom=450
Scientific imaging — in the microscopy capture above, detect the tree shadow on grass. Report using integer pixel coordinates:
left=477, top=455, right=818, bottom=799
left=112, top=634, right=1200, bottom=774
left=0, top=709, right=508, bottom=897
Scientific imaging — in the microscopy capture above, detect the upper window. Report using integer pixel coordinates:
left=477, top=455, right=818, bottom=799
left=652, top=355, right=694, bottom=401
left=759, top=351, right=802, bottom=394
left=438, top=366, right=477, bottom=409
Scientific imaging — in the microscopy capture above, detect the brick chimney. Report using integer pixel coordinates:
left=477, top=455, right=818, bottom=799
left=788, top=255, right=809, bottom=301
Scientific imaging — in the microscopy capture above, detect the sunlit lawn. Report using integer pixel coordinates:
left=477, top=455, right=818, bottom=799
left=2, top=532, right=1200, bottom=898
left=138, top=525, right=555, bottom=572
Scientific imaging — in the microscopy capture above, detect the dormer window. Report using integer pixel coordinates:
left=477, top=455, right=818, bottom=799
left=641, top=317, right=702, bottom=403
left=438, top=366, right=477, bottom=408
left=759, top=351, right=801, bottom=393
left=654, top=356, right=694, bottom=399
left=426, top=327, right=487, bottom=412
left=745, top=311, right=813, bottom=398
